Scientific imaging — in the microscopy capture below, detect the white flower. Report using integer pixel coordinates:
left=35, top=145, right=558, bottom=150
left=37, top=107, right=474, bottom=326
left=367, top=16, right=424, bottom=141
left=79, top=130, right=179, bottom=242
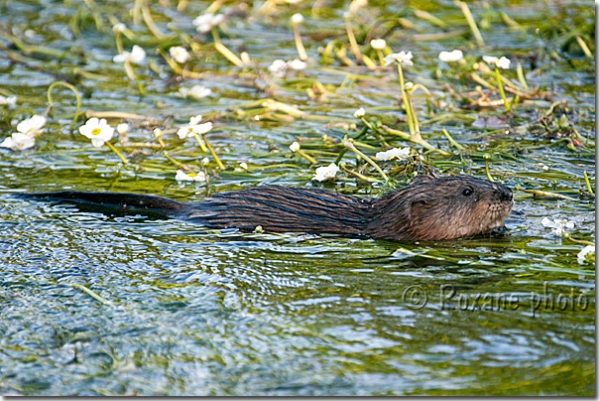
left=176, top=170, right=206, bottom=182
left=169, top=46, right=190, bottom=64
left=483, top=55, right=510, bottom=69
left=370, top=39, right=386, bottom=50
left=349, top=0, right=367, bottom=14
left=117, top=123, right=129, bottom=135
left=384, top=51, right=413, bottom=67
left=189, top=85, right=212, bottom=99
left=289, top=142, right=300, bottom=152
left=496, top=56, right=511, bottom=69
left=112, top=23, right=126, bottom=33
left=291, top=13, right=304, bottom=24
left=16, top=115, right=46, bottom=136
left=268, top=59, right=288, bottom=78
left=482, top=56, right=498, bottom=65
left=577, top=245, right=595, bottom=264
left=438, top=50, right=464, bottom=62
left=287, top=59, right=307, bottom=70
left=0, top=133, right=35, bottom=151
left=240, top=51, right=252, bottom=67
left=541, top=217, right=575, bottom=236
left=353, top=107, right=365, bottom=118
left=189, top=115, right=203, bottom=126
left=113, top=45, right=146, bottom=64
left=177, top=127, right=190, bottom=139
left=153, top=128, right=163, bottom=138
left=177, top=115, right=213, bottom=139
left=375, top=147, right=410, bottom=161
left=239, top=162, right=248, bottom=170
left=193, top=13, right=224, bottom=32
left=179, top=86, right=211, bottom=99
left=0, top=95, right=17, bottom=107
left=201, top=157, right=210, bottom=166
left=312, top=163, right=340, bottom=182
left=79, top=117, right=115, bottom=147
left=191, top=122, right=213, bottom=135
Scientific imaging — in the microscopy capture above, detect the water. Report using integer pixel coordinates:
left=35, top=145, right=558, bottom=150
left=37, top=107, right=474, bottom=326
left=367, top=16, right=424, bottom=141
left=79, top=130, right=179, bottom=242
left=0, top=0, right=595, bottom=395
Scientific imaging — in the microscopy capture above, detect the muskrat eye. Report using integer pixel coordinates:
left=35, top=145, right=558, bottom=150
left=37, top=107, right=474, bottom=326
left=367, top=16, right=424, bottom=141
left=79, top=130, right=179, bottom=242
left=462, top=188, right=473, bottom=196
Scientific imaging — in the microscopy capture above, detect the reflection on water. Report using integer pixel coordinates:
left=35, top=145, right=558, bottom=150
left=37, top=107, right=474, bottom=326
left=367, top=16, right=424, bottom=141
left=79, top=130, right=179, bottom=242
left=0, top=197, right=594, bottom=395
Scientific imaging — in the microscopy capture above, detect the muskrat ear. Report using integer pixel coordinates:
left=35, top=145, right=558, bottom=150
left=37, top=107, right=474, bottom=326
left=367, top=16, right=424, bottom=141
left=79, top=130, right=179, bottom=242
left=410, top=175, right=435, bottom=185
left=409, top=197, right=434, bottom=221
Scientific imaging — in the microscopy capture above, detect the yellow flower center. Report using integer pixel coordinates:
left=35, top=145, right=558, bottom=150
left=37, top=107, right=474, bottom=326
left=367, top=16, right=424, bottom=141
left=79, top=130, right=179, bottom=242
left=91, top=127, right=102, bottom=136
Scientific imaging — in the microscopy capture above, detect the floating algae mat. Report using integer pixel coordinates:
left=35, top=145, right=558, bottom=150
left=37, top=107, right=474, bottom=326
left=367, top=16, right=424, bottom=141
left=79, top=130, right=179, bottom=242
left=0, top=0, right=595, bottom=396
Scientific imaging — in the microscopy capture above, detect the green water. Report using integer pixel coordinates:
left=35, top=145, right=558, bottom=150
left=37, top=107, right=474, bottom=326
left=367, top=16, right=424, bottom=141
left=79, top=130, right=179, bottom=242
left=0, top=0, right=595, bottom=396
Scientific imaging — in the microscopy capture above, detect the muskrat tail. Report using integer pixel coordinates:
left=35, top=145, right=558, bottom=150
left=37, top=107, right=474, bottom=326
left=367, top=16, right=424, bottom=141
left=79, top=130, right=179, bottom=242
left=16, top=191, right=189, bottom=219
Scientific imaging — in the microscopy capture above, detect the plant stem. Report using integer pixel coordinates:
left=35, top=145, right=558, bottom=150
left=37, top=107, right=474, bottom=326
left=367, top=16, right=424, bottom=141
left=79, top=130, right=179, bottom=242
left=343, top=137, right=388, bottom=182
left=114, top=31, right=124, bottom=54
left=47, top=81, right=81, bottom=130
left=564, top=233, right=595, bottom=246
left=484, top=154, right=494, bottom=181
left=583, top=171, right=594, bottom=196
left=396, top=63, right=417, bottom=139
left=123, top=61, right=145, bottom=96
left=380, top=125, right=449, bottom=156
left=575, top=35, right=593, bottom=58
left=344, top=15, right=363, bottom=64
left=406, top=91, right=420, bottom=137
left=192, top=133, right=208, bottom=152
left=72, top=284, right=111, bottom=305
left=163, top=151, right=190, bottom=170
left=455, top=0, right=485, bottom=47
left=442, top=129, right=466, bottom=150
left=212, top=29, right=244, bottom=67
left=203, top=135, right=225, bottom=169
left=494, top=67, right=509, bottom=112
left=293, top=24, right=308, bottom=61
left=141, top=0, right=165, bottom=39
left=105, top=141, right=129, bottom=164
left=296, top=149, right=317, bottom=165
left=376, top=49, right=385, bottom=67
left=334, top=125, right=369, bottom=164
left=516, top=62, right=529, bottom=91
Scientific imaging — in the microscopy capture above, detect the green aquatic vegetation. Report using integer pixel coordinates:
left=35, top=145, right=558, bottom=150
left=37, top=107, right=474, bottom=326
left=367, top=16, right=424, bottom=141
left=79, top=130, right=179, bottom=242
left=0, top=0, right=595, bottom=396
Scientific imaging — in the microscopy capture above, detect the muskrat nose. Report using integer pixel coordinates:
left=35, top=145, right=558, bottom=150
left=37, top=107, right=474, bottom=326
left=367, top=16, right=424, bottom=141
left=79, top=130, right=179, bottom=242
left=495, top=185, right=513, bottom=202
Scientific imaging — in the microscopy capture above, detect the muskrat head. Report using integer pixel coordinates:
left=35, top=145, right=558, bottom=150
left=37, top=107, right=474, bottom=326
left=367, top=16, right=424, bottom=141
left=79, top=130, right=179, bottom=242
left=372, top=175, right=514, bottom=241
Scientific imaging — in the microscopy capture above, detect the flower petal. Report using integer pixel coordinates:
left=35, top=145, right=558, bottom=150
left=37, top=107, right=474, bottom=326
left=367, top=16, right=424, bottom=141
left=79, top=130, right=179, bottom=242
left=177, top=127, right=189, bottom=139
left=191, top=122, right=213, bottom=135
left=91, top=138, right=106, bottom=147
left=79, top=125, right=93, bottom=137
left=190, top=115, right=203, bottom=125
left=113, top=52, right=129, bottom=63
left=0, top=137, right=14, bottom=149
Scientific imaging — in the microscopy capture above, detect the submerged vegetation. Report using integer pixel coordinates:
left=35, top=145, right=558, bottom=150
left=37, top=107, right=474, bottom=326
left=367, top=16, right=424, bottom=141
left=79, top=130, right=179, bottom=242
left=0, top=0, right=595, bottom=396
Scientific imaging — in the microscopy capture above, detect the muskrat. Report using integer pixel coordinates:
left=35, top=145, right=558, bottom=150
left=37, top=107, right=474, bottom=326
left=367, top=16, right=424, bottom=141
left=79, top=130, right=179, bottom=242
left=20, top=175, right=513, bottom=241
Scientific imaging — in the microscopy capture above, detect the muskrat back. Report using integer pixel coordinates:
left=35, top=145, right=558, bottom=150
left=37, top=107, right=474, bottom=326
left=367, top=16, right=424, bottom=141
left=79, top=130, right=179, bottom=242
left=20, top=175, right=513, bottom=241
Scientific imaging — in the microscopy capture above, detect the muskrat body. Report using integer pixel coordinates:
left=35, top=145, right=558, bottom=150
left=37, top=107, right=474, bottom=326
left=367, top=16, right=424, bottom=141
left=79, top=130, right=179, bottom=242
left=21, top=175, right=513, bottom=241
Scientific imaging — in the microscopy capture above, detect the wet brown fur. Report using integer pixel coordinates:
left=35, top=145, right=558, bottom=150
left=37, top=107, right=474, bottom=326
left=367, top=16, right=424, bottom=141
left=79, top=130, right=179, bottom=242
left=24, top=175, right=513, bottom=241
